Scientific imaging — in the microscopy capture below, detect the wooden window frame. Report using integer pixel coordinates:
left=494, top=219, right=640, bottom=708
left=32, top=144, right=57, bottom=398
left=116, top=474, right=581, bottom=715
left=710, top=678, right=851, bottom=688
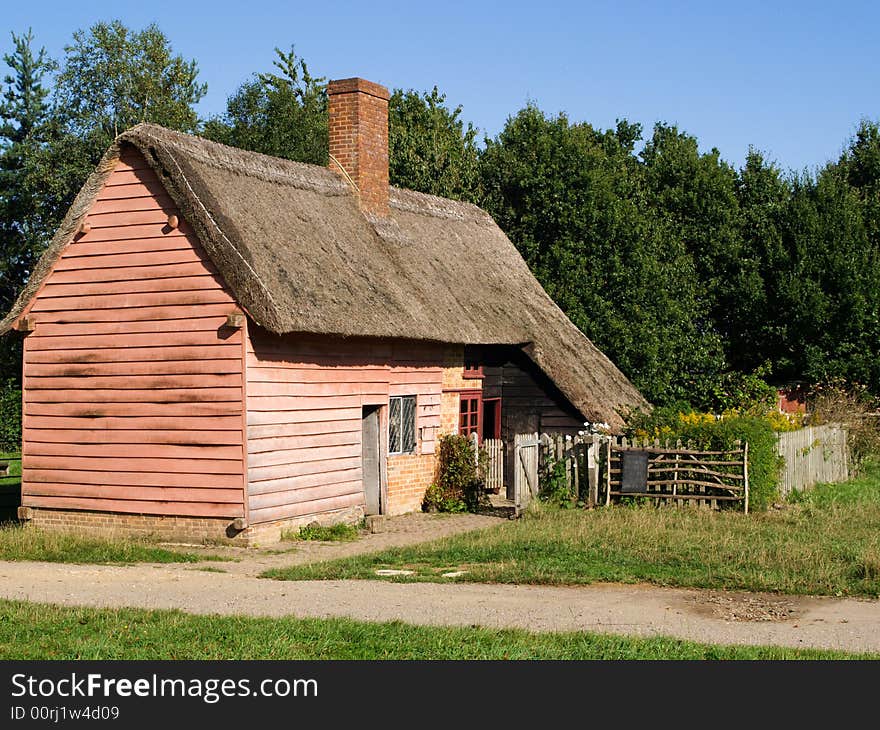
left=388, top=395, right=418, bottom=455
left=462, top=363, right=483, bottom=379
left=458, top=390, right=482, bottom=440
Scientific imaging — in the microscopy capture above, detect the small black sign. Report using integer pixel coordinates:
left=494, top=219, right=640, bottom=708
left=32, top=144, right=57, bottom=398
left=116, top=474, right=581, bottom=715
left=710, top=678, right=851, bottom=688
left=620, top=450, right=649, bottom=493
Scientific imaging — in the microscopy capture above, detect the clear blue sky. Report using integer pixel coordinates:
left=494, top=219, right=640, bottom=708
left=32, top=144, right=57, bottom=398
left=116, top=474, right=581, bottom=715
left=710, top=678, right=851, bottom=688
left=4, top=0, right=878, bottom=172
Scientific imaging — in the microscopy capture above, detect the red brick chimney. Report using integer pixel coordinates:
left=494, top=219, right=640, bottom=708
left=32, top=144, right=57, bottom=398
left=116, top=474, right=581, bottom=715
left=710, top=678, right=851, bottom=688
left=328, top=78, right=390, bottom=218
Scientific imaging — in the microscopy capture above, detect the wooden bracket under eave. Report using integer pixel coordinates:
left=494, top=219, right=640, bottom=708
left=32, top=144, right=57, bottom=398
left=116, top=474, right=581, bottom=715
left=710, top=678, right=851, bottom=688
left=15, top=316, right=35, bottom=334
left=226, top=312, right=245, bottom=329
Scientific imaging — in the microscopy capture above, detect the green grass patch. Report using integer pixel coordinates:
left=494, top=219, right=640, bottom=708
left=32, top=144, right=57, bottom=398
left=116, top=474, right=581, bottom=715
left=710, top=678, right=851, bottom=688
left=0, top=452, right=21, bottom=511
left=283, top=522, right=361, bottom=542
left=0, top=599, right=868, bottom=660
left=0, top=523, right=216, bottom=564
left=265, top=465, right=880, bottom=597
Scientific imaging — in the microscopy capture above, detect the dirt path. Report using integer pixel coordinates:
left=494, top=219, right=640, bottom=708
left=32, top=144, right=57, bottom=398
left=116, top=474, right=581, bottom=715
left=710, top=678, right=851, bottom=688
left=1, top=512, right=878, bottom=654
left=1, top=560, right=878, bottom=654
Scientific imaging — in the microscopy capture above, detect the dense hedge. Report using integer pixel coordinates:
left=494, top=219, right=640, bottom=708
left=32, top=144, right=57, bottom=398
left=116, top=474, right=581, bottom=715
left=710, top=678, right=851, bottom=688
left=0, top=383, right=21, bottom=447
left=627, top=407, right=783, bottom=511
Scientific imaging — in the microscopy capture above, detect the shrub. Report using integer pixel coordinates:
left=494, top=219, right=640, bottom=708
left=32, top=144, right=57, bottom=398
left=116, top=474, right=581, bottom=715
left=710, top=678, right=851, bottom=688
left=626, top=409, right=782, bottom=511
left=539, top=455, right=574, bottom=508
left=807, top=381, right=880, bottom=474
left=0, top=382, right=21, bottom=447
left=423, top=434, right=487, bottom=513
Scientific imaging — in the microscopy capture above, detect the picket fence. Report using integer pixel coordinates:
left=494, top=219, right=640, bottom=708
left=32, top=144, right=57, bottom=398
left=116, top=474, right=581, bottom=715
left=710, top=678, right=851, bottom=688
left=776, top=424, right=848, bottom=497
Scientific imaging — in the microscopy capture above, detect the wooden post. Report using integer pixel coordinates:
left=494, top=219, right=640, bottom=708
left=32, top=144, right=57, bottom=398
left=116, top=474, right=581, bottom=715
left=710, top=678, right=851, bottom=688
left=743, top=441, right=750, bottom=515
left=605, top=438, right=612, bottom=506
left=588, top=435, right=599, bottom=507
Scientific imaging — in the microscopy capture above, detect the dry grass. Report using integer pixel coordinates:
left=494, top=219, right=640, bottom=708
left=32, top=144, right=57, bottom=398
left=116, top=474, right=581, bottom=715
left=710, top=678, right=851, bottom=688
left=266, top=464, right=880, bottom=597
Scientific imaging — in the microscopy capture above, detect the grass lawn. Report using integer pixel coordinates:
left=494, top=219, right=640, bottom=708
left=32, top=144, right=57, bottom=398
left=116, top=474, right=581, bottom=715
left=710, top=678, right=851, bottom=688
left=0, top=523, right=217, bottom=564
left=0, top=599, right=870, bottom=660
left=264, top=465, right=880, bottom=597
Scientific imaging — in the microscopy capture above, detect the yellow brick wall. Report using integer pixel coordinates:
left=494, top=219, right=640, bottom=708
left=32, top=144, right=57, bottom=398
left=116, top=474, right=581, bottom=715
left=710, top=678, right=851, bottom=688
left=385, top=453, right=438, bottom=515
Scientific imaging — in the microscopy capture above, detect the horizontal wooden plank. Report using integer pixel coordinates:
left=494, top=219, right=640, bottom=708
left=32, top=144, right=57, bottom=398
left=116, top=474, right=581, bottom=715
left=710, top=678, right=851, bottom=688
left=246, top=366, right=390, bottom=384
left=248, top=455, right=361, bottom=484
left=25, top=482, right=242, bottom=504
left=90, top=193, right=176, bottom=215
left=24, top=468, right=243, bottom=489
left=248, top=431, right=360, bottom=458
left=28, top=344, right=240, bottom=364
left=249, top=443, right=361, bottom=474
left=27, top=387, right=241, bottom=404
left=25, top=455, right=242, bottom=475
left=247, top=422, right=359, bottom=448
left=25, top=402, right=241, bottom=418
left=246, top=414, right=360, bottom=439
left=26, top=359, right=242, bottom=377
left=28, top=330, right=238, bottom=351
left=96, top=178, right=169, bottom=200
left=25, top=428, right=242, bottom=445
left=71, top=221, right=195, bottom=243
left=248, top=468, right=360, bottom=496
left=25, top=415, right=242, bottom=431
left=25, top=442, right=242, bottom=461
left=26, top=373, right=242, bottom=390
left=69, top=234, right=190, bottom=258
left=103, top=169, right=155, bottom=186
left=39, top=274, right=222, bottom=299
left=84, top=209, right=171, bottom=228
left=246, top=403, right=364, bottom=426
left=28, top=304, right=237, bottom=325
left=30, top=317, right=230, bottom=338
left=249, top=480, right=362, bottom=511
left=22, top=494, right=243, bottom=518
left=248, top=493, right=361, bottom=525
left=247, top=382, right=387, bottom=400
left=53, top=248, right=203, bottom=273
left=40, top=263, right=221, bottom=288
left=31, top=290, right=232, bottom=313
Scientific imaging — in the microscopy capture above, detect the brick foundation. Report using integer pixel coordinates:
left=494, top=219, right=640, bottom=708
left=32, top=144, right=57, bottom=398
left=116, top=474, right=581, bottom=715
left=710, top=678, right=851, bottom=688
left=22, top=504, right=364, bottom=547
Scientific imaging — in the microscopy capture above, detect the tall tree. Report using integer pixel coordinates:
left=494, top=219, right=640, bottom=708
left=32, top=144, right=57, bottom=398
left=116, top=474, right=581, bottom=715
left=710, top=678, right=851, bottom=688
left=389, top=87, right=480, bottom=201
left=202, top=47, right=328, bottom=165
left=0, top=30, right=55, bottom=383
left=481, top=106, right=725, bottom=406
left=38, top=20, right=207, bottom=218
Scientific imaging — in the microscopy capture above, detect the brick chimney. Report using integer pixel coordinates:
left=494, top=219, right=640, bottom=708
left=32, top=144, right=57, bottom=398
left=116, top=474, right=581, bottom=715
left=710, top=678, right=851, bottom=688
left=328, top=78, right=390, bottom=218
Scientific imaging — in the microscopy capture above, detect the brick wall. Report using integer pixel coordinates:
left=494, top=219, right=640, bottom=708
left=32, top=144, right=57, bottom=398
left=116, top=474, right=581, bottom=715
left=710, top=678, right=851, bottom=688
left=386, top=452, right=437, bottom=515
left=24, top=504, right=364, bottom=547
left=328, top=78, right=390, bottom=218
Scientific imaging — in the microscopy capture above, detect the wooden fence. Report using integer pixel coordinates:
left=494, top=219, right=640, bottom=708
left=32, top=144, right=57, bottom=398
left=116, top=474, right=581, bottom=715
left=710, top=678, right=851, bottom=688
left=538, top=433, right=601, bottom=506
left=482, top=438, right=504, bottom=493
left=777, top=424, right=848, bottom=498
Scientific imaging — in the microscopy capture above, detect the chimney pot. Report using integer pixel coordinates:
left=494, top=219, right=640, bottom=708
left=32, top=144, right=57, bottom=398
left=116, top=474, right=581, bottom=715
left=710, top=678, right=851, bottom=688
left=328, top=77, right=390, bottom=218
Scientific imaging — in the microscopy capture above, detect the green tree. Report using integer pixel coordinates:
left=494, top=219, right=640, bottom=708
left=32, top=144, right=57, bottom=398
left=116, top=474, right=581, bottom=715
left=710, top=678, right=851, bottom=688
left=481, top=106, right=725, bottom=406
left=38, top=20, right=207, bottom=219
left=202, top=47, right=328, bottom=165
left=389, top=87, right=480, bottom=200
left=0, top=29, right=55, bottom=383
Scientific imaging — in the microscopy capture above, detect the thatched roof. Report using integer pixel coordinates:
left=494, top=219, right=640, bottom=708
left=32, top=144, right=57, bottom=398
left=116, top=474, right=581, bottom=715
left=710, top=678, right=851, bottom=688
left=1, top=123, right=646, bottom=429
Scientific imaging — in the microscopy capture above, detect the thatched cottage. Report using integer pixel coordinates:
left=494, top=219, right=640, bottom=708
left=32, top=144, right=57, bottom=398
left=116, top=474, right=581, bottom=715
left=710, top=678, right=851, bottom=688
left=1, top=77, right=645, bottom=543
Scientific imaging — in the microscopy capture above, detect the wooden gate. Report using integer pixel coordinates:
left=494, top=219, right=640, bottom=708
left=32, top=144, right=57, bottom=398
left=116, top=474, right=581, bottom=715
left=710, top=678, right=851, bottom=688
left=513, top=433, right=540, bottom=509
left=604, top=437, right=750, bottom=512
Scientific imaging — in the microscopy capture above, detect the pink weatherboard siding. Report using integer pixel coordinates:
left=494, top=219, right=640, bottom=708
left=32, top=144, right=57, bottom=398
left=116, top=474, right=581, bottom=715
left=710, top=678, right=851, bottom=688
left=20, top=148, right=246, bottom=519
left=246, top=331, right=445, bottom=522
